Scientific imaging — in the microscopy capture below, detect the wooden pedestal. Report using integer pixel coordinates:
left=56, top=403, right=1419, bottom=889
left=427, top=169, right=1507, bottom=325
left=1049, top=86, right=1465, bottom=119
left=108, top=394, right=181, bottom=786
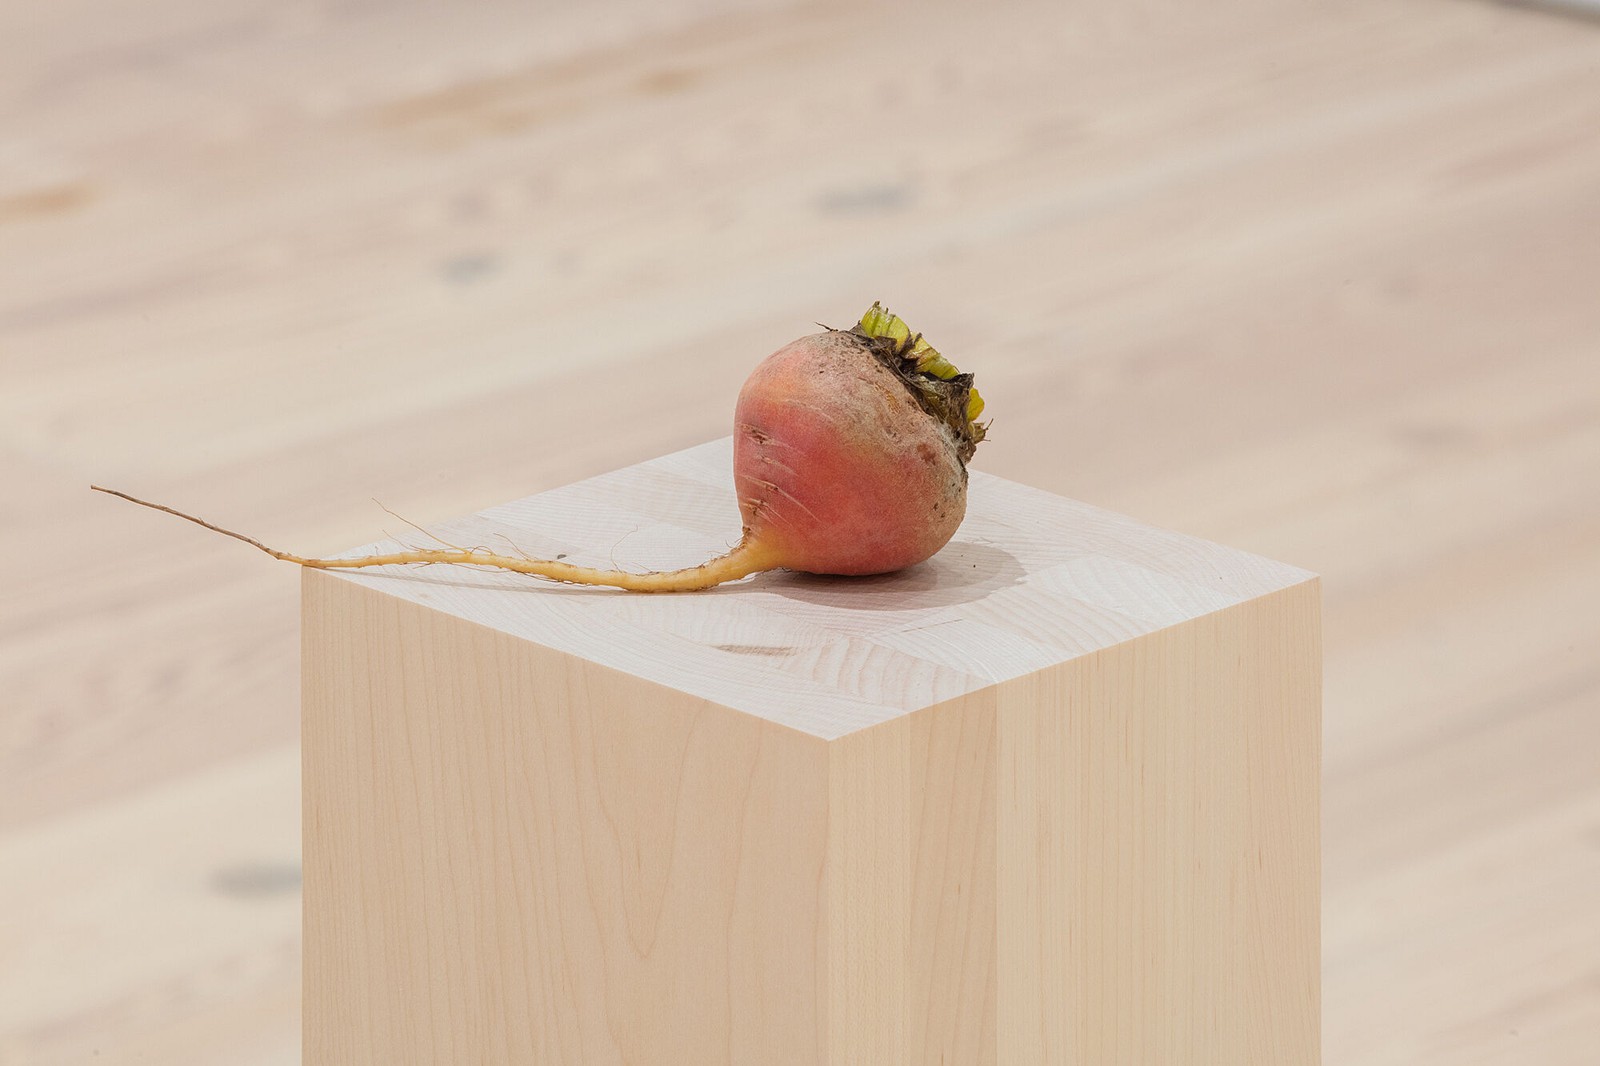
left=303, top=438, right=1320, bottom=1065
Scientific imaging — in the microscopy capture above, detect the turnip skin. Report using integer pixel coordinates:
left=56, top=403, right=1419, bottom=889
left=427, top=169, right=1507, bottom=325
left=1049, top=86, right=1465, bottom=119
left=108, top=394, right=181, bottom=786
left=735, top=329, right=968, bottom=576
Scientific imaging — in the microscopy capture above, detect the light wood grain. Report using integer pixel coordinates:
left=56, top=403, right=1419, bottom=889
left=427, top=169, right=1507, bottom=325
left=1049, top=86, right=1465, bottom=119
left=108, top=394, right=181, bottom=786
left=304, top=453, right=1317, bottom=1062
left=304, top=571, right=834, bottom=1065
left=6, top=0, right=1600, bottom=1061
left=998, top=580, right=1321, bottom=1064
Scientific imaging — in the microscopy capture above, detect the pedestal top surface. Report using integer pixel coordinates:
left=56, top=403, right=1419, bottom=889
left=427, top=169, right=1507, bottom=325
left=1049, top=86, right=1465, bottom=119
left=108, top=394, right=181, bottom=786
left=324, top=437, right=1313, bottom=739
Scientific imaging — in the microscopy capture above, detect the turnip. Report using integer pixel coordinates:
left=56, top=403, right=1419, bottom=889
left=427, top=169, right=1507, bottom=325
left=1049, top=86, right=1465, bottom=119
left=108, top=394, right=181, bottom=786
left=94, top=303, right=988, bottom=592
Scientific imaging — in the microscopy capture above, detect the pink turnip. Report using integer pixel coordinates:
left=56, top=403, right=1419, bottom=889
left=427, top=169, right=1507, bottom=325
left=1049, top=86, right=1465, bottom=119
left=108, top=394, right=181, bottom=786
left=94, top=303, right=988, bottom=591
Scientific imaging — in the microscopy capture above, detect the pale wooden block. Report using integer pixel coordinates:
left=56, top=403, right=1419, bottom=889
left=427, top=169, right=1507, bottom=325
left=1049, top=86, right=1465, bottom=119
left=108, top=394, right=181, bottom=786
left=303, top=437, right=1320, bottom=1065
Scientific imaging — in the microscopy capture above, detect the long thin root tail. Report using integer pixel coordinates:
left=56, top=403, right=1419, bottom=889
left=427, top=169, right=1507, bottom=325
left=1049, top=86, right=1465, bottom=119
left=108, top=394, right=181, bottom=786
left=90, top=485, right=776, bottom=592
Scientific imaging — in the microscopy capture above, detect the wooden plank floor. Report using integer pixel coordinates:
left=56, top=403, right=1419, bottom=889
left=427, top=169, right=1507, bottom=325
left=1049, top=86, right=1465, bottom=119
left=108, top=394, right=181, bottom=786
left=3, top=0, right=1598, bottom=1062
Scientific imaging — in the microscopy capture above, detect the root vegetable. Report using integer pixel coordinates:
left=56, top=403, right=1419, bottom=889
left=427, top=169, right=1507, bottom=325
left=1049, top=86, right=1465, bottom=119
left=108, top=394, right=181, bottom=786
left=93, top=303, right=988, bottom=592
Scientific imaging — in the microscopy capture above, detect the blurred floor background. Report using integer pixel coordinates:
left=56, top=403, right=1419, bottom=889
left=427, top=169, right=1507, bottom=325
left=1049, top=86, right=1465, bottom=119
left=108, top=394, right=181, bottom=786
left=3, top=0, right=1599, bottom=1062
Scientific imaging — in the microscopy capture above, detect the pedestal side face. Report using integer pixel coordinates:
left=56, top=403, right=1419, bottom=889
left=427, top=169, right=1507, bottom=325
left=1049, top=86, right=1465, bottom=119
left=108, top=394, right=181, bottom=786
left=996, top=580, right=1322, bottom=1065
left=825, top=690, right=999, bottom=1064
left=304, top=572, right=832, bottom=1066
